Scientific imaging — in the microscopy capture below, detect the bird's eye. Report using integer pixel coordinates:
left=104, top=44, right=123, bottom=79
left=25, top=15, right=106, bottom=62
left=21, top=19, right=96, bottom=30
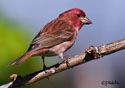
left=77, top=14, right=81, bottom=17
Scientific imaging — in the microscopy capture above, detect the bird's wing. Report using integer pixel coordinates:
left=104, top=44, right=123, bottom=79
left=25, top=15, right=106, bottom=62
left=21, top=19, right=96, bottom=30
left=27, top=20, right=76, bottom=51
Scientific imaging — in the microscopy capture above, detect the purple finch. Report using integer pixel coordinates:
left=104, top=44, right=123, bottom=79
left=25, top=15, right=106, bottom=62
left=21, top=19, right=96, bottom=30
left=8, top=8, right=92, bottom=69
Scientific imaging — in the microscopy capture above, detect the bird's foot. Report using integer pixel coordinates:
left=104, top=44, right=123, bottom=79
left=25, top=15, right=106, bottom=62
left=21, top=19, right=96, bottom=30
left=42, top=65, right=50, bottom=80
left=64, top=56, right=71, bottom=68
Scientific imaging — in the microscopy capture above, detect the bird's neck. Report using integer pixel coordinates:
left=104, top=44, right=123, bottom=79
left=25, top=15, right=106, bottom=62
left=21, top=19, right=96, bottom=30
left=69, top=18, right=83, bottom=34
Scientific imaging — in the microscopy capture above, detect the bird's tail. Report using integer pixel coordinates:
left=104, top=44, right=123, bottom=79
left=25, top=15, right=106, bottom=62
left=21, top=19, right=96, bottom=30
left=8, top=51, right=35, bottom=66
left=8, top=48, right=48, bottom=66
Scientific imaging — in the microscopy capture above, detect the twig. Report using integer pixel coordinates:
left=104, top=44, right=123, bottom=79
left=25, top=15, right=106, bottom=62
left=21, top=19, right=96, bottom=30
left=0, top=38, right=125, bottom=88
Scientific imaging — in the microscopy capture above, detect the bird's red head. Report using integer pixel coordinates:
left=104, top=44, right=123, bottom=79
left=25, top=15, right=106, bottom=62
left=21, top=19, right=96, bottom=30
left=59, top=8, right=92, bottom=32
left=61, top=8, right=86, bottom=17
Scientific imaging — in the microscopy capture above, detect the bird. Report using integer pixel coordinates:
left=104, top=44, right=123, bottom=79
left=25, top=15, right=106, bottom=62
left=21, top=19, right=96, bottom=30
left=8, top=8, right=92, bottom=70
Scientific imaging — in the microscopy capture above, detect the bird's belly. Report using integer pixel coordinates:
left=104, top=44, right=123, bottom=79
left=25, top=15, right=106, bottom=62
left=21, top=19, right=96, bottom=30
left=36, top=41, right=73, bottom=57
left=48, top=41, right=73, bottom=55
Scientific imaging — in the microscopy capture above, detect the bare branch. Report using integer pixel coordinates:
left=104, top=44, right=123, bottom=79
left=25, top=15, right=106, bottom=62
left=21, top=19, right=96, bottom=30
left=0, top=38, right=125, bottom=88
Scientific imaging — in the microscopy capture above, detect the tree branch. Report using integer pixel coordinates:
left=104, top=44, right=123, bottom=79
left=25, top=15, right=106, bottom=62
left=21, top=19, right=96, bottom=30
left=0, top=38, right=125, bottom=88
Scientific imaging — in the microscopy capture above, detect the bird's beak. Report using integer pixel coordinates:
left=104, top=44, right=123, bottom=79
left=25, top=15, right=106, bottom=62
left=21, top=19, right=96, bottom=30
left=80, top=16, right=92, bottom=24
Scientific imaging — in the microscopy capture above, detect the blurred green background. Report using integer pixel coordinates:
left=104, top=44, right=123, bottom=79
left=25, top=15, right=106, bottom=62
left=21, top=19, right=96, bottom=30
left=0, top=10, right=72, bottom=88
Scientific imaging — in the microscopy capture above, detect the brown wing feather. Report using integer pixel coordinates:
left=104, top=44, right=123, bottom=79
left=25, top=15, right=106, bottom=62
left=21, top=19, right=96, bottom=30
left=28, top=19, right=75, bottom=51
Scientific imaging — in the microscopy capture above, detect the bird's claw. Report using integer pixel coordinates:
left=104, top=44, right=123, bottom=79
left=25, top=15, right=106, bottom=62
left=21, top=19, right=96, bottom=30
left=64, top=56, right=71, bottom=68
left=42, top=65, right=50, bottom=80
